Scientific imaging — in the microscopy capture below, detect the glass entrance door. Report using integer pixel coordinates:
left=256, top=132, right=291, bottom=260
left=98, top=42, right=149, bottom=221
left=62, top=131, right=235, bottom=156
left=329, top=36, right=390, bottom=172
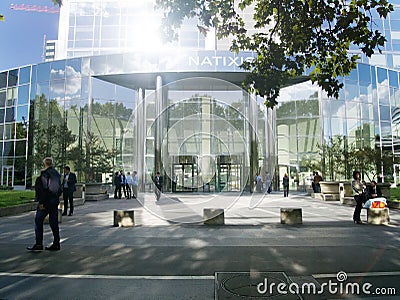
left=172, top=156, right=198, bottom=192
left=216, top=155, right=242, bottom=192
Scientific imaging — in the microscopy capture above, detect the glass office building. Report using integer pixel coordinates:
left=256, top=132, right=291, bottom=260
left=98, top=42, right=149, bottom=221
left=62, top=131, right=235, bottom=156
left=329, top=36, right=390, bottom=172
left=2, top=0, right=400, bottom=191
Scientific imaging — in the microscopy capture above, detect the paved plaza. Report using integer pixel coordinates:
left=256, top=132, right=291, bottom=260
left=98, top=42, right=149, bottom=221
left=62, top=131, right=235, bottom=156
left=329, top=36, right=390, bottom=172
left=0, top=191, right=399, bottom=299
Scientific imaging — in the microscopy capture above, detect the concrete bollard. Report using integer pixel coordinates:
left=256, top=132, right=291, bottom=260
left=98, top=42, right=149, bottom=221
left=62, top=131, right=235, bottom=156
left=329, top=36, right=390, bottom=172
left=280, top=208, right=302, bottom=225
left=113, top=210, right=135, bottom=227
left=367, top=208, right=390, bottom=225
left=203, top=208, right=224, bottom=225
left=44, top=208, right=62, bottom=224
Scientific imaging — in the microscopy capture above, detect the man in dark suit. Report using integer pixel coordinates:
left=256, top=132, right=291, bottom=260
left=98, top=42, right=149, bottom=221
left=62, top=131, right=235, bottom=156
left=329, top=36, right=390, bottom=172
left=153, top=171, right=163, bottom=200
left=62, top=166, right=77, bottom=216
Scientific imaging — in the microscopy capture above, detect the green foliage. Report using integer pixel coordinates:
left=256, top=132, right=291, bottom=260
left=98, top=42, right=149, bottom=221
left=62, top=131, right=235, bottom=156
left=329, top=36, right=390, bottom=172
left=156, top=0, right=393, bottom=107
left=319, top=134, right=393, bottom=181
left=52, top=0, right=62, bottom=6
left=0, top=190, right=35, bottom=207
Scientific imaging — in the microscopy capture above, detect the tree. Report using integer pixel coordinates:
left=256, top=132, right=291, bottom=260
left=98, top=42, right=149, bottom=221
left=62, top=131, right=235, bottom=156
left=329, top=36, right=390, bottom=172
left=156, top=0, right=393, bottom=107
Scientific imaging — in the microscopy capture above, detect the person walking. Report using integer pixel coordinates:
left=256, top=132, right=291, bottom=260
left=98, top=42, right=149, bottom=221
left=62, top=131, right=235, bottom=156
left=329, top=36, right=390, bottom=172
left=352, top=170, right=366, bottom=224
left=283, top=173, right=289, bottom=197
left=153, top=171, right=163, bottom=200
left=27, top=157, right=62, bottom=251
left=62, top=166, right=77, bottom=216
left=132, top=171, right=139, bottom=199
left=125, top=172, right=133, bottom=199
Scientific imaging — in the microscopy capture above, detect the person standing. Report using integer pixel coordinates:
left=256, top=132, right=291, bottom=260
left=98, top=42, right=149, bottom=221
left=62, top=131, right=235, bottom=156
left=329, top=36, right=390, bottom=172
left=62, top=166, right=77, bottom=216
left=113, top=171, right=122, bottom=199
left=313, top=172, right=323, bottom=193
left=120, top=170, right=127, bottom=198
left=125, top=172, right=133, bottom=199
left=265, top=172, right=272, bottom=194
left=153, top=171, right=163, bottom=200
left=255, top=174, right=263, bottom=193
left=283, top=173, right=289, bottom=197
left=27, top=157, right=61, bottom=251
left=352, top=170, right=366, bottom=224
left=132, top=171, right=139, bottom=199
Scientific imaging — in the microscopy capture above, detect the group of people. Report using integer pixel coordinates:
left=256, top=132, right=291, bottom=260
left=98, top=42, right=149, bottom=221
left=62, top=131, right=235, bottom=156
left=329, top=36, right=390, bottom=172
left=255, top=172, right=272, bottom=194
left=27, top=157, right=76, bottom=252
left=113, top=170, right=138, bottom=200
left=351, top=170, right=383, bottom=224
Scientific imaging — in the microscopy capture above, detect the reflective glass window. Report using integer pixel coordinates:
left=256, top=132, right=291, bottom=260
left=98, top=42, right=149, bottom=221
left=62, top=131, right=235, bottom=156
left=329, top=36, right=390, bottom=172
left=37, top=63, right=51, bottom=82
left=0, top=72, right=7, bottom=89
left=5, top=107, right=16, bottom=122
left=4, top=124, right=15, bottom=140
left=358, top=64, right=371, bottom=83
left=381, top=121, right=392, bottom=137
left=377, top=68, right=388, bottom=84
left=361, top=103, right=373, bottom=120
left=8, top=70, right=18, bottom=87
left=16, top=106, right=29, bottom=124
left=389, top=70, right=399, bottom=87
left=66, top=77, right=82, bottom=99
left=90, top=56, right=107, bottom=75
left=66, top=58, right=82, bottom=77
left=345, top=82, right=359, bottom=101
left=15, top=141, right=26, bottom=157
left=0, top=109, right=4, bottom=123
left=6, top=87, right=17, bottom=107
left=17, top=85, right=29, bottom=106
left=50, top=80, right=65, bottom=100
left=76, top=16, right=94, bottom=26
left=50, top=61, right=66, bottom=81
left=36, top=82, right=50, bottom=101
left=380, top=105, right=391, bottom=121
left=0, top=90, right=5, bottom=108
left=331, top=118, right=346, bottom=136
left=330, top=100, right=346, bottom=117
left=18, top=67, right=31, bottom=85
left=31, top=65, right=37, bottom=84
left=2, top=141, right=14, bottom=156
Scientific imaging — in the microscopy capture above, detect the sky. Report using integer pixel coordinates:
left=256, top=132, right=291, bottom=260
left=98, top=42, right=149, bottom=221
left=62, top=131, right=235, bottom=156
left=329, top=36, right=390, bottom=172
left=0, top=0, right=59, bottom=71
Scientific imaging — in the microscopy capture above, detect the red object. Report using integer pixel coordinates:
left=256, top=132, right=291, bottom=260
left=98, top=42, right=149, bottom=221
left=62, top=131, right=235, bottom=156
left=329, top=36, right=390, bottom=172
left=371, top=201, right=386, bottom=208
left=10, top=4, right=60, bottom=14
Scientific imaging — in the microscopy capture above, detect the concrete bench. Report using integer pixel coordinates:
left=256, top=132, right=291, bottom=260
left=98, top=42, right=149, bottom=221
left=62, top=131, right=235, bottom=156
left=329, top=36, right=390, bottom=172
left=203, top=208, right=224, bottom=225
left=280, top=208, right=302, bottom=225
left=113, top=210, right=135, bottom=227
left=44, top=208, right=62, bottom=224
left=367, top=208, right=390, bottom=225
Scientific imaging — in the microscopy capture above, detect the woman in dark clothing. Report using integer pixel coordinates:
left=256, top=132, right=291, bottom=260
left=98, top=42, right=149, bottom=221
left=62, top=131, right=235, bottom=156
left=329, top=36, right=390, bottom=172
left=352, top=170, right=366, bottom=224
left=283, top=173, right=289, bottom=197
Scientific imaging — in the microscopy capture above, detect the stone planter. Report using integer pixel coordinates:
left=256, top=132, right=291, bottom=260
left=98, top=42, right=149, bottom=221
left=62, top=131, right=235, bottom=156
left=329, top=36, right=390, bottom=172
left=320, top=181, right=340, bottom=194
left=84, top=183, right=104, bottom=195
left=74, top=183, right=84, bottom=198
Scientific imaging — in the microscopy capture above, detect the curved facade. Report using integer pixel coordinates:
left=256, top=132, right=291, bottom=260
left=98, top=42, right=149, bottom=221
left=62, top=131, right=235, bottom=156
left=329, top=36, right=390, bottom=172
left=0, top=50, right=277, bottom=192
